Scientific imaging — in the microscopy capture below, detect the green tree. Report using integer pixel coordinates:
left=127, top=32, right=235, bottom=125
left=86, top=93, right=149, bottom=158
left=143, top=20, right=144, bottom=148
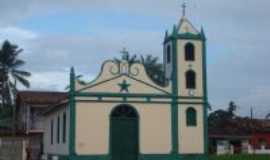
left=208, top=101, right=239, bottom=128
left=140, top=55, right=165, bottom=86
left=0, top=40, right=31, bottom=107
left=208, top=103, right=212, bottom=111
left=266, top=113, right=270, bottom=119
left=114, top=49, right=165, bottom=86
left=227, top=101, right=238, bottom=118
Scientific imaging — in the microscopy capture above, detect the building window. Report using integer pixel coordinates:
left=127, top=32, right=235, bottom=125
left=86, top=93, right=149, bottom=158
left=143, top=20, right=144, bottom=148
left=167, top=45, right=171, bottom=63
left=186, top=107, right=197, bottom=126
left=57, top=116, right=60, bottom=144
left=50, top=119, right=54, bottom=145
left=186, top=70, right=196, bottom=89
left=62, top=112, right=66, bottom=143
left=185, top=43, right=195, bottom=61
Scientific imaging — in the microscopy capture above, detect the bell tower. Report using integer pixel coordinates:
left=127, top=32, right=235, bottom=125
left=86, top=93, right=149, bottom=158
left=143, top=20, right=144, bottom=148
left=164, top=7, right=206, bottom=97
left=163, top=3, right=208, bottom=156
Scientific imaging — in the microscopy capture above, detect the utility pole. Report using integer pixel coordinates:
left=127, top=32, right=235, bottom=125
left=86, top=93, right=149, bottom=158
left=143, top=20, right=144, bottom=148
left=250, top=107, right=254, bottom=120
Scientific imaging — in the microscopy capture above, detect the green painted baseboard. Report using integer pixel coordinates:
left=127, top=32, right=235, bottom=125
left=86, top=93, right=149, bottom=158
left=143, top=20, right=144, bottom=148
left=48, top=154, right=208, bottom=160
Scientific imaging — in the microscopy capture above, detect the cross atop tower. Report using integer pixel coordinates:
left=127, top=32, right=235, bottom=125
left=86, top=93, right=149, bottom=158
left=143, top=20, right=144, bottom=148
left=181, top=1, right=187, bottom=17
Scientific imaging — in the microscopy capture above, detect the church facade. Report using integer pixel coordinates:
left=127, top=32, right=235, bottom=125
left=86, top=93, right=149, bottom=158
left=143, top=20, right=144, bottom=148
left=43, top=14, right=208, bottom=160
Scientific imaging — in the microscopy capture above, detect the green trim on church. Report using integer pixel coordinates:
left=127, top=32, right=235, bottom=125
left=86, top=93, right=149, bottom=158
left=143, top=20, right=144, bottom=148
left=48, top=154, right=208, bottom=160
left=171, top=27, right=179, bottom=154
left=69, top=67, right=76, bottom=156
left=75, top=92, right=203, bottom=99
left=48, top=13, right=209, bottom=160
left=202, top=31, right=209, bottom=154
left=164, top=33, right=205, bottom=44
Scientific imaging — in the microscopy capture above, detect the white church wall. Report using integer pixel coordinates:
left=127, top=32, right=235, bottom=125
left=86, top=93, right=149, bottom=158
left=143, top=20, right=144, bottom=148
left=75, top=102, right=172, bottom=155
left=43, top=106, right=69, bottom=155
left=138, top=103, right=171, bottom=154
left=178, top=104, right=204, bottom=154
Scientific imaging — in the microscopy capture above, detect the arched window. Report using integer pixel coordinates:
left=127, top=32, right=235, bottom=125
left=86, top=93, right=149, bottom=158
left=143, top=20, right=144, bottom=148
left=186, top=107, right=197, bottom=126
left=185, top=43, right=195, bottom=61
left=186, top=70, right=196, bottom=89
left=166, top=45, right=171, bottom=63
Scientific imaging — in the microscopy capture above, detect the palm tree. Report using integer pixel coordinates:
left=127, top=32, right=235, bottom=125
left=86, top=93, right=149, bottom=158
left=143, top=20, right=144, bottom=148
left=0, top=40, right=31, bottom=107
left=140, top=55, right=165, bottom=86
left=114, top=49, right=165, bottom=86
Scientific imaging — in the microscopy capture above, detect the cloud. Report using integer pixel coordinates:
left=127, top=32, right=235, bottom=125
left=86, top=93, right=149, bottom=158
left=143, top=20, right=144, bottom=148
left=20, top=28, right=162, bottom=72
left=0, top=0, right=175, bottom=27
left=1, top=0, right=270, bottom=118
left=1, top=0, right=269, bottom=26
left=23, top=70, right=96, bottom=92
left=236, top=85, right=270, bottom=118
left=0, top=27, right=38, bottom=40
left=0, top=26, right=39, bottom=52
left=24, top=71, right=69, bottom=91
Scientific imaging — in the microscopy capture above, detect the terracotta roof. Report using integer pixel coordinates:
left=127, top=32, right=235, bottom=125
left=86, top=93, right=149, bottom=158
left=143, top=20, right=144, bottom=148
left=209, top=118, right=270, bottom=138
left=16, top=91, right=68, bottom=106
left=209, top=128, right=251, bottom=138
left=43, top=101, right=67, bottom=116
left=250, top=118, right=270, bottom=132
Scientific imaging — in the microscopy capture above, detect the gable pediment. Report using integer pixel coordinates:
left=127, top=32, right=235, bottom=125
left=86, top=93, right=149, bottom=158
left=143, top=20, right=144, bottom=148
left=178, top=17, right=199, bottom=35
left=76, top=60, right=171, bottom=95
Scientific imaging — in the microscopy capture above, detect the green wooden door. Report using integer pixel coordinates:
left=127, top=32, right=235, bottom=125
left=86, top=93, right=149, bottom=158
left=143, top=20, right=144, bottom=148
left=111, top=106, right=138, bottom=160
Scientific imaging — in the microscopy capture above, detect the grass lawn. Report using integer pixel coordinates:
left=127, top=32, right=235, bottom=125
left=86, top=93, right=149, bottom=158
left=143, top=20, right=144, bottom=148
left=209, top=155, right=270, bottom=160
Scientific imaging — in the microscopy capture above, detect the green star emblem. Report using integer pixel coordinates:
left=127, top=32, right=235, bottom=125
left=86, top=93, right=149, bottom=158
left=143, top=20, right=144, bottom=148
left=118, top=80, right=131, bottom=92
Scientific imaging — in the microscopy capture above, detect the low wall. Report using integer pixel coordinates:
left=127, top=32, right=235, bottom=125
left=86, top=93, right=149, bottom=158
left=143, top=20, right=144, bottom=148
left=248, top=145, right=270, bottom=154
left=0, top=137, right=27, bottom=160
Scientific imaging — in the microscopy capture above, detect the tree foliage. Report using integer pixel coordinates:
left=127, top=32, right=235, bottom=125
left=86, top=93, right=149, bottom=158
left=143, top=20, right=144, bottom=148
left=140, top=55, right=165, bottom=86
left=114, top=48, right=139, bottom=66
left=114, top=50, right=165, bottom=86
left=0, top=106, right=12, bottom=119
left=266, top=113, right=270, bottom=119
left=0, top=40, right=31, bottom=107
left=208, top=101, right=239, bottom=128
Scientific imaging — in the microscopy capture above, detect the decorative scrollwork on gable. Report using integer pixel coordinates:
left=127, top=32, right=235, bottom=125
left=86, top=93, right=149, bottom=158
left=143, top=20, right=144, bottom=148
left=109, top=63, right=120, bottom=75
left=129, top=64, right=140, bottom=77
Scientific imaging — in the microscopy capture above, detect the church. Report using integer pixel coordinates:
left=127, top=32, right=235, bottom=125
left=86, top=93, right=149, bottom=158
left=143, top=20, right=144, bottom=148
left=42, top=7, right=209, bottom=160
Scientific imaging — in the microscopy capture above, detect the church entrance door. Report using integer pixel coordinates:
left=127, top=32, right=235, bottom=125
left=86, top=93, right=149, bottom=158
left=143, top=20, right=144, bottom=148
left=110, top=105, right=139, bottom=160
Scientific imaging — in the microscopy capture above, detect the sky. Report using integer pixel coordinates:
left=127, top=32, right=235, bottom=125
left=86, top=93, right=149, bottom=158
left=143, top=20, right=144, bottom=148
left=0, top=0, right=269, bottom=118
